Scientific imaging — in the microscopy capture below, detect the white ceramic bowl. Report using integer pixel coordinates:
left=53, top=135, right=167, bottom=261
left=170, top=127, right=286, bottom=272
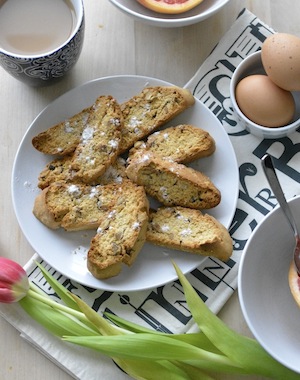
left=238, top=195, right=300, bottom=374
left=230, top=51, right=300, bottom=139
left=109, top=0, right=230, bottom=28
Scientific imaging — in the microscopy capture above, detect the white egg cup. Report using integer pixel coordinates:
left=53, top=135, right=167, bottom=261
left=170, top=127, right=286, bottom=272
left=230, top=51, right=300, bottom=139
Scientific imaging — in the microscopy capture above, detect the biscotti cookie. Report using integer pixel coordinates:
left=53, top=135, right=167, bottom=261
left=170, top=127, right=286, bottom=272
left=33, top=182, right=113, bottom=230
left=33, top=182, right=75, bottom=229
left=38, top=156, right=127, bottom=189
left=70, top=95, right=123, bottom=183
left=119, top=86, right=195, bottom=154
left=33, top=179, right=141, bottom=232
left=32, top=106, right=91, bottom=155
left=146, top=206, right=232, bottom=261
left=126, top=151, right=221, bottom=210
left=87, top=183, right=149, bottom=279
left=96, top=157, right=127, bottom=185
left=37, top=154, right=74, bottom=189
left=130, top=124, right=215, bottom=164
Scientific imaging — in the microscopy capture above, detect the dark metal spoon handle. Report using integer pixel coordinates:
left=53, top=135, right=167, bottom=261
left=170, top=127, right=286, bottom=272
left=261, top=154, right=298, bottom=240
left=262, top=154, right=300, bottom=275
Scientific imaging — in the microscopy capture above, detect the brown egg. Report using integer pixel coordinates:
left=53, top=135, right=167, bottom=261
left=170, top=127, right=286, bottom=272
left=235, top=74, right=295, bottom=128
left=261, top=33, right=300, bottom=91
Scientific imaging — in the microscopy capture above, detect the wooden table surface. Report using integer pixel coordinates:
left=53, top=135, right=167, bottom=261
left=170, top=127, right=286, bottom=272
left=0, top=1, right=299, bottom=379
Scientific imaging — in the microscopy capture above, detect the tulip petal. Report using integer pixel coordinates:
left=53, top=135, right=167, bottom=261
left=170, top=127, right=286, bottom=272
left=0, top=287, right=15, bottom=303
left=0, top=257, right=27, bottom=284
left=0, top=257, right=29, bottom=303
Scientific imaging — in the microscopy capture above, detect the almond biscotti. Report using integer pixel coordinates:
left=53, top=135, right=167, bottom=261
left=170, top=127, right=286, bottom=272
left=69, top=95, right=123, bottom=184
left=37, top=156, right=127, bottom=189
left=126, top=151, right=221, bottom=210
left=33, top=179, right=142, bottom=231
left=33, top=182, right=112, bottom=230
left=146, top=206, right=232, bottom=261
left=33, top=179, right=149, bottom=279
left=130, top=124, right=215, bottom=164
left=119, top=86, right=195, bottom=154
left=87, top=184, right=149, bottom=279
left=32, top=106, right=91, bottom=156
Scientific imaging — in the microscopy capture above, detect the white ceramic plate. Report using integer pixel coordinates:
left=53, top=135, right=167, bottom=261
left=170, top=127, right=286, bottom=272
left=109, top=0, right=230, bottom=28
left=238, top=195, right=300, bottom=374
left=12, top=75, right=238, bottom=292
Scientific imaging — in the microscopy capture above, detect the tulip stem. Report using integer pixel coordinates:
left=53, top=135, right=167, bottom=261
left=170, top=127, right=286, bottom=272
left=29, top=282, right=50, bottom=296
left=26, top=288, right=89, bottom=324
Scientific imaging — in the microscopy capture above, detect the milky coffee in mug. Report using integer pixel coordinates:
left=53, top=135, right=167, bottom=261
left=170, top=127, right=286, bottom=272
left=0, top=0, right=84, bottom=86
left=0, top=0, right=76, bottom=55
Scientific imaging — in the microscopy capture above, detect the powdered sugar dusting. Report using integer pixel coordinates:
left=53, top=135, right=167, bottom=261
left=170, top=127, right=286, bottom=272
left=89, top=187, right=98, bottom=198
left=161, top=224, right=170, bottom=232
left=180, top=228, right=192, bottom=236
left=81, top=126, right=94, bottom=143
left=110, top=117, right=121, bottom=126
left=108, top=140, right=119, bottom=149
left=132, top=222, right=140, bottom=230
left=128, top=116, right=142, bottom=129
left=68, top=184, right=81, bottom=197
left=64, top=121, right=74, bottom=133
left=71, top=245, right=88, bottom=257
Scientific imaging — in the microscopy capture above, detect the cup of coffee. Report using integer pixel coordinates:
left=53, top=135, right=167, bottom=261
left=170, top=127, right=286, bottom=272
left=0, top=0, right=84, bottom=87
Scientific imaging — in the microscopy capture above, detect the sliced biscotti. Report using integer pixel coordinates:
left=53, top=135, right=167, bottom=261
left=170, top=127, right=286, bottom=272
left=98, top=157, right=127, bottom=185
left=119, top=86, right=195, bottom=154
left=37, top=155, right=127, bottom=189
left=33, top=182, right=75, bottom=229
left=146, top=206, right=232, bottom=261
left=33, top=182, right=113, bottom=230
left=32, top=106, right=91, bottom=155
left=130, top=124, right=215, bottom=163
left=37, top=154, right=75, bottom=189
left=33, top=179, right=142, bottom=231
left=126, top=151, right=221, bottom=210
left=70, top=95, right=123, bottom=183
left=87, top=183, right=149, bottom=279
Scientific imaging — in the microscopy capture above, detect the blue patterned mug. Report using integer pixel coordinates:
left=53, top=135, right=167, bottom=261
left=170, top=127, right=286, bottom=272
left=0, top=0, right=84, bottom=87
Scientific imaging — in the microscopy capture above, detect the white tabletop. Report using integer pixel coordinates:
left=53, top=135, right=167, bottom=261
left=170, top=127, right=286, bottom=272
left=0, top=1, right=299, bottom=379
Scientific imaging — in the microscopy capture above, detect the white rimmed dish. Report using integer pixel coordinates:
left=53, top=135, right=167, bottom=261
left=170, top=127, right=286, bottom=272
left=230, top=51, right=300, bottom=139
left=109, top=0, right=230, bottom=28
left=238, top=195, right=300, bottom=374
left=12, top=75, right=238, bottom=292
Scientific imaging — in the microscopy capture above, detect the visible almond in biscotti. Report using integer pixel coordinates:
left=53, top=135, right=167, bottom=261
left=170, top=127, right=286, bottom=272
left=119, top=86, right=195, bottom=154
left=130, top=124, right=215, bottom=164
left=146, top=206, right=232, bottom=261
left=38, top=155, right=127, bottom=189
left=126, top=151, right=221, bottom=210
left=70, top=95, right=123, bottom=183
left=32, top=106, right=91, bottom=155
left=87, top=183, right=149, bottom=279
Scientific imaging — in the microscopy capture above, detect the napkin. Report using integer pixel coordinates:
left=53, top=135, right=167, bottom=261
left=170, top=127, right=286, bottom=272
left=1, top=8, right=300, bottom=380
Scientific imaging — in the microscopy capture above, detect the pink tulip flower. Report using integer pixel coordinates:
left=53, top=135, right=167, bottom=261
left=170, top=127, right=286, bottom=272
left=0, top=257, right=29, bottom=303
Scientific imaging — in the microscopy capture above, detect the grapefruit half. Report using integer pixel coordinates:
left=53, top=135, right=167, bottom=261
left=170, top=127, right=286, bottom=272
left=136, top=0, right=205, bottom=14
left=288, top=260, right=300, bottom=307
